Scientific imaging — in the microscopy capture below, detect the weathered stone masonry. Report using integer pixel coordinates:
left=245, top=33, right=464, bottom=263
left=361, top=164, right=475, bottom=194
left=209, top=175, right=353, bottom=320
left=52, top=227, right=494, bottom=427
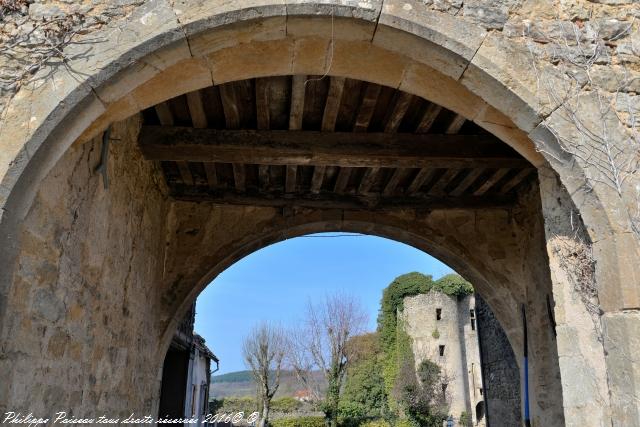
left=0, top=1, right=638, bottom=426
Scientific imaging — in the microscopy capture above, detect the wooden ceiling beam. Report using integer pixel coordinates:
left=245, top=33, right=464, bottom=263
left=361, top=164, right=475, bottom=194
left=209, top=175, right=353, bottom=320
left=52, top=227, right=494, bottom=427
left=407, top=168, right=435, bottom=195
left=354, top=83, right=381, bottom=132
left=321, top=77, right=346, bottom=132
left=358, top=167, right=380, bottom=194
left=473, top=168, right=511, bottom=196
left=445, top=114, right=466, bottom=134
left=310, top=166, right=326, bottom=194
left=155, top=102, right=194, bottom=186
left=289, top=75, right=306, bottom=130
left=415, top=104, right=442, bottom=133
left=170, top=189, right=517, bottom=211
left=139, top=127, right=530, bottom=169
left=334, top=167, right=352, bottom=194
left=385, top=92, right=413, bottom=133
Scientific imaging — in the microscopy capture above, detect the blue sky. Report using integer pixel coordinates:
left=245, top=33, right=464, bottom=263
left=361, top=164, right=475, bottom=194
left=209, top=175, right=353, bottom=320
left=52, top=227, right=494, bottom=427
left=194, top=233, right=453, bottom=374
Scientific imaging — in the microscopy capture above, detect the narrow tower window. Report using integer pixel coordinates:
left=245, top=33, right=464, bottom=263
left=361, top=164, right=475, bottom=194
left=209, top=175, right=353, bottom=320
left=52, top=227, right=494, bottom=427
left=470, top=309, right=476, bottom=331
left=439, top=345, right=445, bottom=357
left=436, top=308, right=442, bottom=320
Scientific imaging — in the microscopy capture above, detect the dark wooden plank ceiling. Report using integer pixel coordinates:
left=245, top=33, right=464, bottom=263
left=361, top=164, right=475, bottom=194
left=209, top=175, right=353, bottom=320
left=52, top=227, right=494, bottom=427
left=139, top=75, right=535, bottom=211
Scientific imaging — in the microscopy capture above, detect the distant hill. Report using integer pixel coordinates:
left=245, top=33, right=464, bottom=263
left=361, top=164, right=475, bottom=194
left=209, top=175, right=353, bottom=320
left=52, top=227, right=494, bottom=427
left=210, top=370, right=326, bottom=398
left=211, top=370, right=253, bottom=383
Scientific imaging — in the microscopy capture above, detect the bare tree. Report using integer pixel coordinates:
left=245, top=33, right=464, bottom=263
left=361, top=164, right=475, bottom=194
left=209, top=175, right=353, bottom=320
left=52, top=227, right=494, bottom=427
left=289, top=294, right=368, bottom=427
left=243, top=322, right=287, bottom=427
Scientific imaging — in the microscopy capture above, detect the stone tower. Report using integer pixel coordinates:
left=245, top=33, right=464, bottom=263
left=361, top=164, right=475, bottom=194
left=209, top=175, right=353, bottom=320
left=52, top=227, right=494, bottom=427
left=401, top=292, right=486, bottom=426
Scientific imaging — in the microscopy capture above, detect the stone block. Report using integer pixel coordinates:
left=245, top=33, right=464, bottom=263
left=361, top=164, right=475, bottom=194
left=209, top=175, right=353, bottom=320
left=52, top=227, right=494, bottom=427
left=461, top=32, right=567, bottom=132
left=399, top=62, right=486, bottom=120
left=64, top=0, right=186, bottom=94
left=130, top=57, right=213, bottom=110
left=206, top=39, right=294, bottom=84
left=374, top=0, right=487, bottom=79
left=171, top=0, right=286, bottom=37
left=328, top=40, right=409, bottom=88
left=603, top=311, right=640, bottom=426
left=187, top=16, right=286, bottom=58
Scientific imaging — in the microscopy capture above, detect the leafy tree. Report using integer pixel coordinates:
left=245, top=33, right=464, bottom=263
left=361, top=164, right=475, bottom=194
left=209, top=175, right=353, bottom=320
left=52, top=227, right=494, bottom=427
left=340, top=333, right=387, bottom=424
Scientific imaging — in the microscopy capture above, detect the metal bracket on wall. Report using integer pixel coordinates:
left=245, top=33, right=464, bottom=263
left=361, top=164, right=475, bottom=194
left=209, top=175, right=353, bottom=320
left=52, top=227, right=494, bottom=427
left=546, top=294, right=557, bottom=337
left=95, top=126, right=112, bottom=189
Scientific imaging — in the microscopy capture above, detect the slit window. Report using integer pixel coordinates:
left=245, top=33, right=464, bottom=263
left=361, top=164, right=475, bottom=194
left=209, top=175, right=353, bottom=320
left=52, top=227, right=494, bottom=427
left=441, top=383, right=448, bottom=399
left=436, top=308, right=442, bottom=320
left=439, top=345, right=445, bottom=357
left=470, top=309, right=476, bottom=331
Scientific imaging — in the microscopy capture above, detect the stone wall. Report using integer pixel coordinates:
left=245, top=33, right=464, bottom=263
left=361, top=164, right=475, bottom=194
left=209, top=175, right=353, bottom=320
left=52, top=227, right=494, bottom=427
left=0, top=115, right=170, bottom=416
left=476, top=294, right=522, bottom=427
left=0, top=1, right=638, bottom=424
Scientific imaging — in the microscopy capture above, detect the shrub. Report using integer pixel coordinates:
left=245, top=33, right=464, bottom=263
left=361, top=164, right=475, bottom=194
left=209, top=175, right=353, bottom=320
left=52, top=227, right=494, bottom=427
left=459, top=411, right=471, bottom=427
left=431, top=329, right=440, bottom=339
left=271, top=416, right=326, bottom=427
left=209, top=397, right=256, bottom=414
left=360, top=420, right=391, bottom=427
left=394, top=419, right=417, bottom=427
left=271, top=397, right=303, bottom=413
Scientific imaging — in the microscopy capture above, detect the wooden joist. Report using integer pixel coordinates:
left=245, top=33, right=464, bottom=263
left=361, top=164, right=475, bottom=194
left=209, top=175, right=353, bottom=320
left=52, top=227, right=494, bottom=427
left=445, top=114, right=466, bottom=134
left=358, top=167, right=380, bottom=194
left=321, top=77, right=346, bottom=132
left=385, top=92, right=413, bottom=133
left=473, top=169, right=510, bottom=196
left=407, top=168, right=435, bottom=195
left=289, top=75, right=306, bottom=130
left=334, top=167, right=352, bottom=193
left=310, top=166, right=326, bottom=194
left=449, top=168, right=485, bottom=196
left=255, top=78, right=271, bottom=130
left=170, top=188, right=517, bottom=211
left=354, top=83, right=381, bottom=132
left=429, top=168, right=461, bottom=196
left=139, top=127, right=528, bottom=169
left=155, top=102, right=194, bottom=186
left=232, top=163, right=246, bottom=192
left=383, top=168, right=407, bottom=196
left=285, top=165, right=297, bottom=193
left=416, top=104, right=442, bottom=133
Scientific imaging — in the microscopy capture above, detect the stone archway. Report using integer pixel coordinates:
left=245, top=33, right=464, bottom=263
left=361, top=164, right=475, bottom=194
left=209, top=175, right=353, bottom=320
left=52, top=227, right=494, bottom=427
left=0, top=2, right=637, bottom=426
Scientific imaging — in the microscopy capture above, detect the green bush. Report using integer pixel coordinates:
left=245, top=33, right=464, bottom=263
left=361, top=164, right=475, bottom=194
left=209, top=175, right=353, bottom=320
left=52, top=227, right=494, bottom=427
left=271, top=397, right=303, bottom=413
left=271, top=416, right=326, bottom=427
left=360, top=420, right=391, bottom=427
left=209, top=397, right=256, bottom=414
left=459, top=411, right=471, bottom=427
left=431, top=329, right=440, bottom=339
left=394, top=419, right=417, bottom=427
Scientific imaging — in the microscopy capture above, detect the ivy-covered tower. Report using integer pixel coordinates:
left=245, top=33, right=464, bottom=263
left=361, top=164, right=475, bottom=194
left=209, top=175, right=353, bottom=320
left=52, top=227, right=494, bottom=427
left=399, top=285, right=486, bottom=427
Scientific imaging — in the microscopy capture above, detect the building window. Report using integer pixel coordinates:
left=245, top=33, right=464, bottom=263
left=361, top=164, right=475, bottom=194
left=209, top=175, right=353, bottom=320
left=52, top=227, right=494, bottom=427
left=470, top=309, right=476, bottom=331
left=441, top=383, right=448, bottom=399
left=439, top=345, right=445, bottom=357
left=436, top=308, right=442, bottom=320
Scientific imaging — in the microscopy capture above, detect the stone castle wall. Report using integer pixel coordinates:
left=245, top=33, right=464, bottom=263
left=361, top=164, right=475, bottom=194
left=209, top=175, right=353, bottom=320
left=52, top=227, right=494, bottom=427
left=476, top=294, right=522, bottom=427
